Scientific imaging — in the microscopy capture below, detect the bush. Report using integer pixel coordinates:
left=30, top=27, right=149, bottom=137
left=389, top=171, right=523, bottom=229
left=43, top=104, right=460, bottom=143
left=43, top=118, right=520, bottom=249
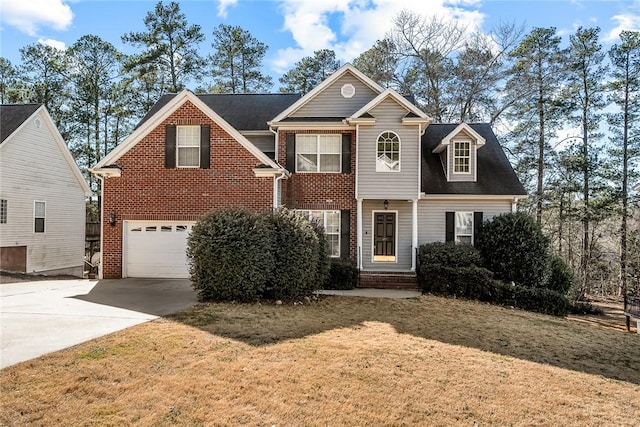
left=187, top=208, right=273, bottom=302
left=510, top=286, right=571, bottom=316
left=419, top=264, right=499, bottom=300
left=326, top=258, right=358, bottom=290
left=476, top=212, right=551, bottom=288
left=265, top=208, right=322, bottom=300
left=310, top=220, right=330, bottom=290
left=417, top=242, right=482, bottom=269
left=546, top=255, right=574, bottom=295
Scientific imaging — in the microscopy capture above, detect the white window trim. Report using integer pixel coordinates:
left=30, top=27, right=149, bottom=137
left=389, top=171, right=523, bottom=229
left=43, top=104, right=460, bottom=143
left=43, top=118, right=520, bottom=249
left=176, top=125, right=200, bottom=168
left=452, top=140, right=472, bottom=175
left=454, top=211, right=473, bottom=245
left=295, top=134, right=342, bottom=174
left=376, top=131, right=401, bottom=173
left=371, top=210, right=398, bottom=263
left=296, top=210, right=341, bottom=257
left=34, top=200, right=46, bottom=234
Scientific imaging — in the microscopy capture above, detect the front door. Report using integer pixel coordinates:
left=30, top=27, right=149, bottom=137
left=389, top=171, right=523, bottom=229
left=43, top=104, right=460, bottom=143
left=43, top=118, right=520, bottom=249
left=373, top=212, right=396, bottom=262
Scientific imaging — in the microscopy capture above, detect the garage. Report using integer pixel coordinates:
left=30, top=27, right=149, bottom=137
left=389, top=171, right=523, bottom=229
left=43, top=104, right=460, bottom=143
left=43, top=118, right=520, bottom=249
left=123, top=221, right=195, bottom=278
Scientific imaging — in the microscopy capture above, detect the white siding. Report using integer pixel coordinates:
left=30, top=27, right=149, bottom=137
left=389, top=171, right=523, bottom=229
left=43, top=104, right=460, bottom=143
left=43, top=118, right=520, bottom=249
left=0, top=110, right=87, bottom=275
left=361, top=200, right=413, bottom=271
left=418, top=199, right=512, bottom=243
left=292, top=73, right=378, bottom=118
left=244, top=133, right=275, bottom=155
left=357, top=99, right=421, bottom=199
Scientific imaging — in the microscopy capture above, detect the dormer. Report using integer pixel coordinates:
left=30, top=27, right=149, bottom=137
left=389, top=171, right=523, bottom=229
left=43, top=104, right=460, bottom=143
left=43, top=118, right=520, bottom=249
left=432, top=123, right=486, bottom=182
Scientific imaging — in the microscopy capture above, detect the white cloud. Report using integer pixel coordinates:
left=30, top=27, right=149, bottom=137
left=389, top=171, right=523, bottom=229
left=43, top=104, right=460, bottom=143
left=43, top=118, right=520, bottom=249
left=0, top=0, right=73, bottom=36
left=271, top=0, right=485, bottom=74
left=605, top=12, right=640, bottom=43
left=37, top=37, right=66, bottom=50
left=217, top=0, right=238, bottom=19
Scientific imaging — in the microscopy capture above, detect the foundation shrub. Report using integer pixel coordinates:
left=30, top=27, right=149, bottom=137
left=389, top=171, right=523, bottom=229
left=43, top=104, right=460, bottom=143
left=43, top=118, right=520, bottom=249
left=326, top=258, right=358, bottom=290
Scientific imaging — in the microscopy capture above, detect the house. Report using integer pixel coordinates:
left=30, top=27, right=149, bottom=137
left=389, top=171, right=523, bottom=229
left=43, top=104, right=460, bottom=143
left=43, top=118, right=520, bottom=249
left=0, top=104, right=91, bottom=277
left=91, top=64, right=526, bottom=280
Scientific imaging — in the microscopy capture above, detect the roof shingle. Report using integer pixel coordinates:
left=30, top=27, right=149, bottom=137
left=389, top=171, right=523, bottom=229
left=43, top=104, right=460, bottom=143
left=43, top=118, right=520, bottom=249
left=0, top=104, right=41, bottom=143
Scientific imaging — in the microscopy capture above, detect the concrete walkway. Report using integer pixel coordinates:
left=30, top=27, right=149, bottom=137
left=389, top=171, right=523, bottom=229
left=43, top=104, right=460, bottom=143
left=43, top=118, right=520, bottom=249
left=316, top=288, right=422, bottom=298
left=0, top=278, right=196, bottom=369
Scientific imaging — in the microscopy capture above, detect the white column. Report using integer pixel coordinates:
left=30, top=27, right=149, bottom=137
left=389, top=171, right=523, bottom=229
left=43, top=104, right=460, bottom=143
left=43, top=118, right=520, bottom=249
left=411, top=199, right=418, bottom=271
left=357, top=198, right=363, bottom=269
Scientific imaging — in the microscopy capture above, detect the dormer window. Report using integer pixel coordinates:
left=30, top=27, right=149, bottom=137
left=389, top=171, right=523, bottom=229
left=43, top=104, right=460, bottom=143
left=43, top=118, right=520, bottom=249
left=453, top=140, right=470, bottom=174
left=376, top=131, right=400, bottom=172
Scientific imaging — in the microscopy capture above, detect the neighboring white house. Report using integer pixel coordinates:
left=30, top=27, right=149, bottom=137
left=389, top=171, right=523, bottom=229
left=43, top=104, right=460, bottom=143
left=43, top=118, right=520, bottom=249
left=0, top=104, right=91, bottom=277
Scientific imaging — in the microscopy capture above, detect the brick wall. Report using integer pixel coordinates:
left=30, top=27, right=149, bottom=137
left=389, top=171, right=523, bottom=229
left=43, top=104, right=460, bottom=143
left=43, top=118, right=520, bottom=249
left=277, top=130, right=357, bottom=261
left=101, top=101, right=274, bottom=278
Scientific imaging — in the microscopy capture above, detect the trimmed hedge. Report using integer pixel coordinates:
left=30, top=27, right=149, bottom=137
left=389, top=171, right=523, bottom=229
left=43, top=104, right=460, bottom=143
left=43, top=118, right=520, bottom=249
left=326, top=258, right=358, bottom=290
left=417, top=242, right=482, bottom=268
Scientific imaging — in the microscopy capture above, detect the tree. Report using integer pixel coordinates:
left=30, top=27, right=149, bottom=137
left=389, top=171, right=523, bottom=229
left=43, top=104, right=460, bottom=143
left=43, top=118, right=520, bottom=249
left=507, top=27, right=565, bottom=226
left=122, top=1, right=205, bottom=93
left=564, top=27, right=608, bottom=293
left=279, top=49, right=339, bottom=94
left=0, top=58, right=20, bottom=103
left=607, top=30, right=640, bottom=296
left=207, top=24, right=272, bottom=94
left=353, top=38, right=401, bottom=90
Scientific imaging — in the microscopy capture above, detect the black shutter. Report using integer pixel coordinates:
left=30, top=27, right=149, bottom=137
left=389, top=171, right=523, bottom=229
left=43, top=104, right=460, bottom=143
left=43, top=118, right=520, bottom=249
left=445, top=211, right=454, bottom=242
left=286, top=133, right=295, bottom=172
left=341, top=210, right=350, bottom=259
left=342, top=133, right=351, bottom=173
left=165, top=124, right=176, bottom=168
left=473, top=211, right=483, bottom=245
left=200, top=125, right=210, bottom=169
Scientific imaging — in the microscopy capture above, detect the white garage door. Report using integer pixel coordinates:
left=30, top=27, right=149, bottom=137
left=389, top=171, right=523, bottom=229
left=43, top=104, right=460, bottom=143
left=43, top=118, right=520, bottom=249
left=124, top=221, right=196, bottom=278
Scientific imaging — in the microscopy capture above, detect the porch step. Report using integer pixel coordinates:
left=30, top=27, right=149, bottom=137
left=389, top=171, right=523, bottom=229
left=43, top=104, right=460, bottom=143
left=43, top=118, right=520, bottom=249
left=358, top=271, right=420, bottom=291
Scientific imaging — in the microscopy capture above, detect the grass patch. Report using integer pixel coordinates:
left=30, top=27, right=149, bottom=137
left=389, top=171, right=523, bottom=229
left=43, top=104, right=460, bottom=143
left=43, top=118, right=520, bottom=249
left=1, top=295, right=639, bottom=426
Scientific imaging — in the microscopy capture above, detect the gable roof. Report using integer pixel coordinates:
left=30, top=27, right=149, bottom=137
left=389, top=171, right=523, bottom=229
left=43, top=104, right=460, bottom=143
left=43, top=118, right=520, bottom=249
left=137, top=93, right=300, bottom=131
left=422, top=123, right=527, bottom=196
left=349, top=88, right=431, bottom=127
left=94, top=90, right=287, bottom=171
left=0, top=104, right=41, bottom=143
left=432, top=122, right=485, bottom=153
left=0, top=104, right=91, bottom=196
left=270, top=63, right=385, bottom=124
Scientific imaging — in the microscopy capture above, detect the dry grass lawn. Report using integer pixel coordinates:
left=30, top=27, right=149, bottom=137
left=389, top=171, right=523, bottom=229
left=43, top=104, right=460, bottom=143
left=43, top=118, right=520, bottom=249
left=1, top=294, right=639, bottom=426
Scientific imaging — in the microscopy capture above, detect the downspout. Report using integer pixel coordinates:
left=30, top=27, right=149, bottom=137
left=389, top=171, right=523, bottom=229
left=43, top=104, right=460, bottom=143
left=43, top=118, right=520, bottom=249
left=273, top=172, right=287, bottom=209
left=512, top=197, right=519, bottom=213
left=96, top=174, right=105, bottom=279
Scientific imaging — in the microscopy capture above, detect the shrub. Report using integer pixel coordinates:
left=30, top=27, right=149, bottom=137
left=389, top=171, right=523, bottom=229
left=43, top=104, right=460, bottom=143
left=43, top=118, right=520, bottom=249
left=476, top=212, right=551, bottom=288
left=417, top=242, right=482, bottom=269
left=310, top=220, right=330, bottom=290
left=326, top=258, right=358, bottom=290
left=546, top=255, right=575, bottom=295
left=187, top=208, right=273, bottom=302
left=419, top=264, right=498, bottom=300
left=265, top=208, right=322, bottom=300
left=510, top=286, right=571, bottom=316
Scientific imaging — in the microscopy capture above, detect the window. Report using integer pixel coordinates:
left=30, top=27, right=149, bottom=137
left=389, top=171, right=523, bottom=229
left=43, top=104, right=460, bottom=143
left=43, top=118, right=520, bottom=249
left=376, top=131, right=400, bottom=172
left=455, top=212, right=473, bottom=245
left=453, top=141, right=470, bottom=173
left=297, top=210, right=341, bottom=257
left=34, top=201, right=45, bottom=233
left=296, top=134, right=341, bottom=172
left=0, top=199, right=6, bottom=224
left=177, top=125, right=200, bottom=167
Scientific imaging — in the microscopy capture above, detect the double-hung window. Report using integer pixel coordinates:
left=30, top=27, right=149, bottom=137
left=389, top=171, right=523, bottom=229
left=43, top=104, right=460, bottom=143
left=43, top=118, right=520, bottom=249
left=376, top=131, right=400, bottom=172
left=453, top=140, right=470, bottom=173
left=34, top=201, right=46, bottom=233
left=296, top=135, right=341, bottom=172
left=177, top=125, right=200, bottom=168
left=0, top=199, right=7, bottom=224
left=297, top=210, right=341, bottom=257
left=455, top=212, right=473, bottom=244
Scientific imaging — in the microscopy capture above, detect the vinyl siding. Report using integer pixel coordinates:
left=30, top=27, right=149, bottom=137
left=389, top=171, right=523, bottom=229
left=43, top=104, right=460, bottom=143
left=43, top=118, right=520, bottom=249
left=357, top=99, right=420, bottom=199
left=0, top=110, right=86, bottom=274
left=243, top=133, right=275, bottom=155
left=418, top=199, right=512, bottom=243
left=291, top=73, right=378, bottom=118
left=361, top=199, right=413, bottom=271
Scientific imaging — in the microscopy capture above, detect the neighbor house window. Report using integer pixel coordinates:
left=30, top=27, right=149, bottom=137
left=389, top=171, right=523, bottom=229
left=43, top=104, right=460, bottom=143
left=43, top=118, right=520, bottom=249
left=455, top=212, right=473, bottom=245
left=376, top=131, right=400, bottom=172
left=177, top=125, right=200, bottom=167
left=297, top=210, right=340, bottom=257
left=453, top=141, right=470, bottom=173
left=0, top=199, right=7, bottom=224
left=296, top=134, right=341, bottom=172
left=34, top=201, right=45, bottom=233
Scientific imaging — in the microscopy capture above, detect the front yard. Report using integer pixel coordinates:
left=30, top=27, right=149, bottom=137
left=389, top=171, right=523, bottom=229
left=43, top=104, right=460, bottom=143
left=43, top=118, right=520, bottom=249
left=1, top=294, right=639, bottom=426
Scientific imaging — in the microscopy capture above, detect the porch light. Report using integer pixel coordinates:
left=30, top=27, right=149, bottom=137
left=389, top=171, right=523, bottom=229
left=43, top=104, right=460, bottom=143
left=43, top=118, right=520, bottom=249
left=383, top=200, right=389, bottom=210
left=108, top=211, right=117, bottom=226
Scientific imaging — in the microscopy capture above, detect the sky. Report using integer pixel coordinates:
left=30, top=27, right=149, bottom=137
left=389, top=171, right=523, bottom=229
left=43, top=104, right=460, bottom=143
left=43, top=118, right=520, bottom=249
left=1, top=0, right=639, bottom=83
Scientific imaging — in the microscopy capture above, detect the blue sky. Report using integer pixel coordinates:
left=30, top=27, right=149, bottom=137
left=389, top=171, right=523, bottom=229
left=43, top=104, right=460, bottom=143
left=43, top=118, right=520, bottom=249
left=1, top=0, right=639, bottom=82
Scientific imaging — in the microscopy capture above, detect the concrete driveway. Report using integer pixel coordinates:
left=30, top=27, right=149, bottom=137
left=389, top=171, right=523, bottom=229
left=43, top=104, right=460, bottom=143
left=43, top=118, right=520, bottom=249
left=0, top=278, right=197, bottom=369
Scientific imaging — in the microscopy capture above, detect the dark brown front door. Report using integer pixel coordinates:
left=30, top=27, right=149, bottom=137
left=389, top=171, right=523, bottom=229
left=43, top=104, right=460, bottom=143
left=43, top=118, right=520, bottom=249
left=374, top=212, right=396, bottom=262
